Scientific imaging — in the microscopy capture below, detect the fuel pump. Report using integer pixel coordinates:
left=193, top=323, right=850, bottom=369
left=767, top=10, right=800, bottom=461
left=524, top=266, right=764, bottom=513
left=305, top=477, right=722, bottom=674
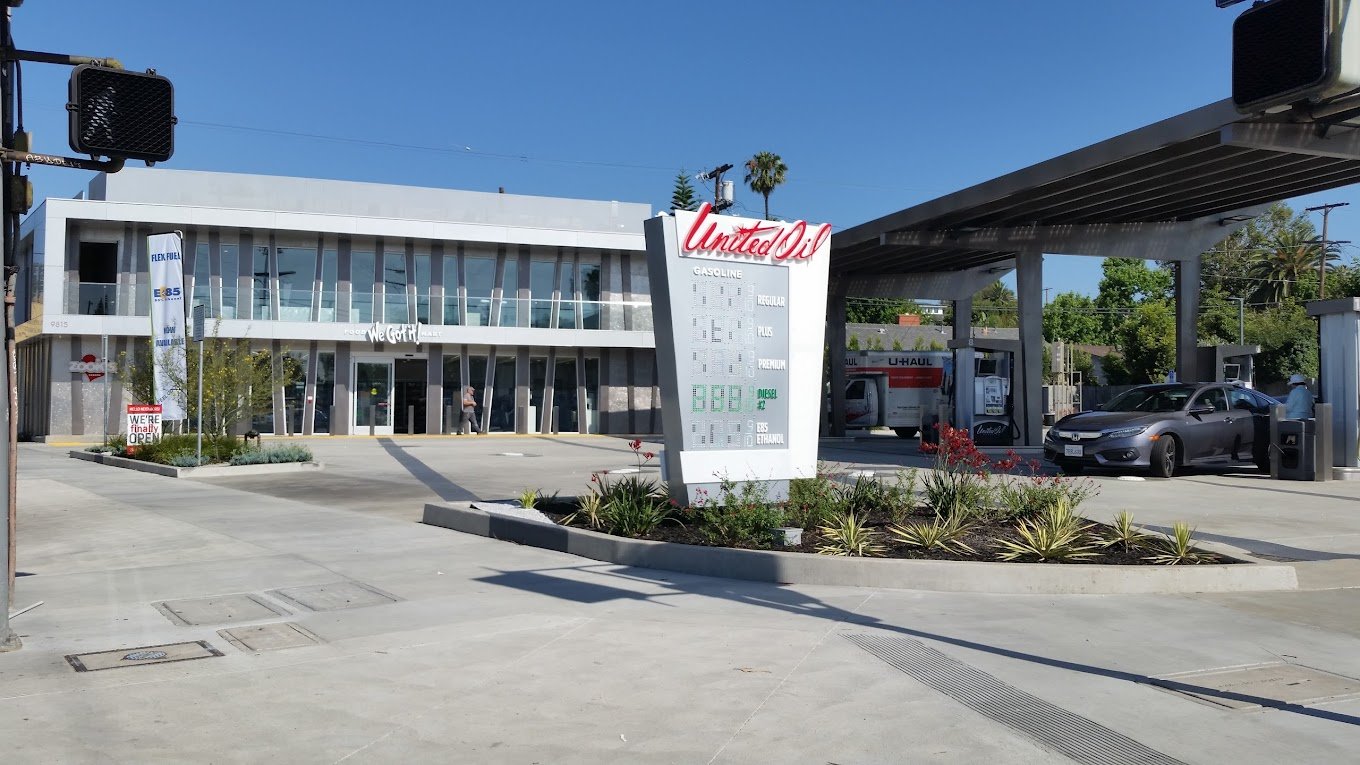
left=972, top=352, right=1019, bottom=446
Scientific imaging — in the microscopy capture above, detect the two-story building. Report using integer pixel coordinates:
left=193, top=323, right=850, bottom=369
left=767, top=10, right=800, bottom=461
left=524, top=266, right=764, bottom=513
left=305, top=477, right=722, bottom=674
left=15, top=169, right=660, bottom=439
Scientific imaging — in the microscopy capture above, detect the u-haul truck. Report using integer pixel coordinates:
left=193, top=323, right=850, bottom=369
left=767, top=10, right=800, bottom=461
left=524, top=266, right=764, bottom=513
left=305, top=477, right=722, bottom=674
left=842, top=351, right=951, bottom=438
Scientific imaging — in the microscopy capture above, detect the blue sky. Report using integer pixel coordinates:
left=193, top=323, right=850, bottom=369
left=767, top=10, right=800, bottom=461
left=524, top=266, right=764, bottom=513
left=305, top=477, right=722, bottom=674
left=13, top=1, right=1359, bottom=297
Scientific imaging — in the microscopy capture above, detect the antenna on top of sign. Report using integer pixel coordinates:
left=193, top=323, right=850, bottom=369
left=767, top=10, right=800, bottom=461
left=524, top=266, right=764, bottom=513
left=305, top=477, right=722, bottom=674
left=696, top=163, right=734, bottom=213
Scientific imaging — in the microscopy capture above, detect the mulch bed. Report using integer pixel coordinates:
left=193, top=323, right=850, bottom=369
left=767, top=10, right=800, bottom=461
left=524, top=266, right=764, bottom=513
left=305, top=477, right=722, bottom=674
left=538, top=505, right=1237, bottom=565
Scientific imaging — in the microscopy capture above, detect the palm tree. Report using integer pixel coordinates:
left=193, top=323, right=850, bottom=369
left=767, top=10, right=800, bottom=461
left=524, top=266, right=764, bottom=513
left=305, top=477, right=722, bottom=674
left=744, top=151, right=788, bottom=220
left=1250, top=231, right=1335, bottom=302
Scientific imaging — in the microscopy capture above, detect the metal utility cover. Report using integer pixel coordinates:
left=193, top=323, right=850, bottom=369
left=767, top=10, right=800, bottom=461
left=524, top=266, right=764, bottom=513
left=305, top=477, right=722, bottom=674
left=268, top=582, right=400, bottom=612
left=1152, top=663, right=1360, bottom=710
left=66, top=641, right=223, bottom=672
left=154, top=593, right=288, bottom=626
left=218, top=623, right=320, bottom=652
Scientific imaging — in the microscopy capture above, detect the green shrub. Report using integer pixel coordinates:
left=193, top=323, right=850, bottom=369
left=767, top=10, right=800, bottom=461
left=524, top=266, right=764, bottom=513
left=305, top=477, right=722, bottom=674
left=591, top=472, right=671, bottom=537
left=922, top=469, right=992, bottom=520
left=228, top=444, right=314, bottom=466
left=1097, top=511, right=1152, bottom=553
left=786, top=473, right=842, bottom=530
left=119, top=433, right=248, bottom=465
left=168, top=454, right=207, bottom=467
left=699, top=478, right=784, bottom=547
left=85, top=445, right=113, bottom=454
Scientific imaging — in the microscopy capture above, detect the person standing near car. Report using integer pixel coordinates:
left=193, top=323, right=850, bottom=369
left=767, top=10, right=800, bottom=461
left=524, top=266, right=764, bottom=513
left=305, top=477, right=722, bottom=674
left=460, top=386, right=481, bottom=434
left=1285, top=374, right=1314, bottom=420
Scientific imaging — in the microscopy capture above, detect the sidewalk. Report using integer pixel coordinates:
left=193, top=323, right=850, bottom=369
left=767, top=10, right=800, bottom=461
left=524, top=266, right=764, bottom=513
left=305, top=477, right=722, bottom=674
left=6, top=444, right=1360, bottom=762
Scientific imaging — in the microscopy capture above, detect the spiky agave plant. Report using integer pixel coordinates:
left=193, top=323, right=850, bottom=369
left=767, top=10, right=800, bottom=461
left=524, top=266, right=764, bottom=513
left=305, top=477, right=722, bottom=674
left=888, top=512, right=975, bottom=555
left=1144, top=522, right=1217, bottom=565
left=1097, top=511, right=1152, bottom=553
left=995, top=498, right=1098, bottom=562
left=816, top=512, right=886, bottom=557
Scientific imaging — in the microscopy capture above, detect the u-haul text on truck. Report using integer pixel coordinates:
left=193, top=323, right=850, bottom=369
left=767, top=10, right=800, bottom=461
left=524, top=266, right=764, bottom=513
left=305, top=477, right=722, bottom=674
left=126, top=404, right=163, bottom=446
left=842, top=351, right=950, bottom=438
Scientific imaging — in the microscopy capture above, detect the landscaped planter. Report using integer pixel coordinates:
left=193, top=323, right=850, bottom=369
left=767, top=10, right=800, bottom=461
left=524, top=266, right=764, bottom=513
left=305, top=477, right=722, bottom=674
left=422, top=502, right=1298, bottom=595
left=69, top=450, right=322, bottom=478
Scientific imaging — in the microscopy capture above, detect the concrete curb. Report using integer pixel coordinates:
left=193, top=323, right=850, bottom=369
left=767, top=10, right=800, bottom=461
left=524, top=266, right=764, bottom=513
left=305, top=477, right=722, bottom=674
left=68, top=449, right=323, bottom=478
left=421, top=502, right=1299, bottom=595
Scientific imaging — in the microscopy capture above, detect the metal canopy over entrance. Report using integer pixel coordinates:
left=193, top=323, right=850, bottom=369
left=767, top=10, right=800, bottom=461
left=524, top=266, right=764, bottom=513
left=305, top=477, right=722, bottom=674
left=826, top=98, right=1360, bottom=446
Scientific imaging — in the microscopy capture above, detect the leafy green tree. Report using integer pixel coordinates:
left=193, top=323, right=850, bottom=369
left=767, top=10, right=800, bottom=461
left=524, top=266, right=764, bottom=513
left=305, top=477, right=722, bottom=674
left=1200, top=202, right=1315, bottom=300
left=670, top=169, right=699, bottom=212
left=1042, top=292, right=1103, bottom=343
left=847, top=335, right=861, bottom=350
left=891, top=337, right=903, bottom=351
left=1250, top=230, right=1335, bottom=303
left=846, top=297, right=921, bottom=324
left=743, top=151, right=788, bottom=221
left=1094, top=259, right=1171, bottom=340
left=1104, top=301, right=1176, bottom=384
left=120, top=328, right=302, bottom=435
left=1246, top=302, right=1318, bottom=385
left=972, top=281, right=1018, bottom=328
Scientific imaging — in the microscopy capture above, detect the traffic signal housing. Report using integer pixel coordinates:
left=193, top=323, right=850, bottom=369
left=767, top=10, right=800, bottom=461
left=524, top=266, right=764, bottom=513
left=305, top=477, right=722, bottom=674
left=67, top=64, right=175, bottom=163
left=1232, top=0, right=1360, bottom=113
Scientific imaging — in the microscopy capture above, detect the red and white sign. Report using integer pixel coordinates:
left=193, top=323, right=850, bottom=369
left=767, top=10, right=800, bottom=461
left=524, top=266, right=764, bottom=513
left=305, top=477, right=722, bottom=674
left=679, top=202, right=832, bottom=263
left=69, top=354, right=114, bottom=382
left=126, top=404, right=163, bottom=446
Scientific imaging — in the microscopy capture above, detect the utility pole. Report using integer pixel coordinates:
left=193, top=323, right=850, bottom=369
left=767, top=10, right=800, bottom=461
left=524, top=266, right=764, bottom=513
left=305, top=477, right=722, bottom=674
left=1306, top=202, right=1349, bottom=299
left=698, top=164, right=733, bottom=213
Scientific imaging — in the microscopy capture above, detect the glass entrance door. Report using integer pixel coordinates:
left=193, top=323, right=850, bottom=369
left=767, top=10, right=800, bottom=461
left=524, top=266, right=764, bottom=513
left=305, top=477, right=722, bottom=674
left=355, top=360, right=394, bottom=435
left=393, top=358, right=428, bottom=434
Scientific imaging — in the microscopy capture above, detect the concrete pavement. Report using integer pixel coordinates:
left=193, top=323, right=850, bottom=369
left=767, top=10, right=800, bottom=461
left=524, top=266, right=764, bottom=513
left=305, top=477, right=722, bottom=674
left=7, top=440, right=1360, bottom=762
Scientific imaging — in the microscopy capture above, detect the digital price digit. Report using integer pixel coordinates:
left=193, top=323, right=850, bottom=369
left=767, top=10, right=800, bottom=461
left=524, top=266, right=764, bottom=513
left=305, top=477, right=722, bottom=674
left=710, top=384, right=725, bottom=412
left=691, top=384, right=706, bottom=412
left=728, top=385, right=742, bottom=412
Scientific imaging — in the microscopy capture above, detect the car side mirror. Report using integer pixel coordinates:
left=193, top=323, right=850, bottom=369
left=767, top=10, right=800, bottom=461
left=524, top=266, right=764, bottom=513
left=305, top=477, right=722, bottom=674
left=1189, top=405, right=1215, bottom=417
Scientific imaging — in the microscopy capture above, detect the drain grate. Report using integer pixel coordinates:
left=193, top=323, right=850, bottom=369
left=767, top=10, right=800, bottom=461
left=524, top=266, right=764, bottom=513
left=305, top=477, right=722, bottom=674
left=844, top=634, right=1186, bottom=765
left=1151, top=663, right=1360, bottom=710
left=66, top=640, right=224, bottom=672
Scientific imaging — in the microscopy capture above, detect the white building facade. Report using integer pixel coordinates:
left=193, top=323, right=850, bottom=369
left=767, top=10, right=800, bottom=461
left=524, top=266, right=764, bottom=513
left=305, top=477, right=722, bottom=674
left=15, top=169, right=661, bottom=439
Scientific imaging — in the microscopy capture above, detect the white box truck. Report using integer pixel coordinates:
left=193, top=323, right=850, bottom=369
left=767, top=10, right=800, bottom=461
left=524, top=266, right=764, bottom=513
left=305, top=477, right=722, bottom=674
left=841, top=351, right=951, bottom=439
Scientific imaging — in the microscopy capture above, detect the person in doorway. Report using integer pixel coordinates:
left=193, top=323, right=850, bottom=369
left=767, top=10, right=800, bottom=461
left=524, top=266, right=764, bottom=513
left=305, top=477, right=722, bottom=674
left=1285, top=373, right=1315, bottom=420
left=460, top=386, right=481, bottom=434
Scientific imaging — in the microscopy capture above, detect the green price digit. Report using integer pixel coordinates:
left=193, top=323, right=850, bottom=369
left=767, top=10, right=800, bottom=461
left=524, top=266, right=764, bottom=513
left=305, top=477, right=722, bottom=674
left=710, top=384, right=725, bottom=412
left=728, top=385, right=741, bottom=412
left=691, top=384, right=706, bottom=412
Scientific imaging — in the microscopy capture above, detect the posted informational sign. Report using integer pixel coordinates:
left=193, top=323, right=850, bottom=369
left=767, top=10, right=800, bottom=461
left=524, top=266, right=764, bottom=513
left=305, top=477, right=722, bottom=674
left=644, top=203, right=832, bottom=503
left=192, top=302, right=205, bottom=343
left=148, top=232, right=187, bottom=420
left=126, top=404, right=163, bottom=446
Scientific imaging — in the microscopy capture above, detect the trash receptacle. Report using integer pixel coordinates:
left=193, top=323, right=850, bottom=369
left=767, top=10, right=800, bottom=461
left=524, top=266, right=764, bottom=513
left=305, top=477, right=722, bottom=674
left=1277, top=419, right=1316, bottom=480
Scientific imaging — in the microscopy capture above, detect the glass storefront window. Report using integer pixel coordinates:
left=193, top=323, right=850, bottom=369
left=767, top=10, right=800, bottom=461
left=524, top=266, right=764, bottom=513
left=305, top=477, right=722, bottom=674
left=554, top=357, right=578, bottom=433
left=558, top=260, right=577, bottom=329
left=529, top=357, right=547, bottom=432
left=355, top=361, right=391, bottom=428
left=584, top=357, right=599, bottom=433
left=319, top=249, right=338, bottom=322
left=252, top=245, right=271, bottom=320
left=221, top=244, right=239, bottom=319
left=414, top=253, right=431, bottom=324
left=192, top=242, right=211, bottom=314
left=383, top=248, right=408, bottom=324
left=442, top=252, right=460, bottom=326
left=442, top=355, right=462, bottom=432
left=284, top=351, right=308, bottom=434
left=530, top=260, right=555, bottom=328
left=465, top=256, right=494, bottom=326
left=489, top=355, right=517, bottom=432
left=500, top=258, right=518, bottom=328
left=468, top=355, right=488, bottom=429
left=581, top=262, right=601, bottom=329
left=315, top=352, right=335, bottom=433
left=351, top=249, right=375, bottom=324
left=277, top=246, right=316, bottom=322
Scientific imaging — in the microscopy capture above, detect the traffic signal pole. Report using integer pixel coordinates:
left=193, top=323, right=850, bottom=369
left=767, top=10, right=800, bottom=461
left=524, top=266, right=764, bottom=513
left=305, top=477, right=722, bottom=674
left=0, top=4, right=18, bottom=652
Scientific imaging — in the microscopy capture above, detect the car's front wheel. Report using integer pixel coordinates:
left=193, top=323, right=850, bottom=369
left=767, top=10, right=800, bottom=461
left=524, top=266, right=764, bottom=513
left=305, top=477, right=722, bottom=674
left=893, top=427, right=918, bottom=439
left=1150, top=436, right=1177, bottom=478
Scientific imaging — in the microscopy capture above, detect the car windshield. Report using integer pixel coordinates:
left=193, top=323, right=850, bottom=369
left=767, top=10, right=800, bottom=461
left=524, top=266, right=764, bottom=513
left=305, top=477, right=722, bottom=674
left=1102, top=385, right=1198, bottom=413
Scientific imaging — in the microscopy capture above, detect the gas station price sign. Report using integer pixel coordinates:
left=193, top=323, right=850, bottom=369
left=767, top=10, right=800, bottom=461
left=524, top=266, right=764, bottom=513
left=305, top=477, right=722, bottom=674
left=644, top=204, right=831, bottom=504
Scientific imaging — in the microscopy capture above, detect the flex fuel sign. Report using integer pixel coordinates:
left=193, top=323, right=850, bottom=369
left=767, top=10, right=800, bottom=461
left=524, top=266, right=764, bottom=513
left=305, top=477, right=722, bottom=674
left=644, top=203, right=831, bottom=503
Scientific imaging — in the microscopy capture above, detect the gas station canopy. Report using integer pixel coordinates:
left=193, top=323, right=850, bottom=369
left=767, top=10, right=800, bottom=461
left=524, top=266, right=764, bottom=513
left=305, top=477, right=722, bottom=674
left=831, top=99, right=1360, bottom=274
